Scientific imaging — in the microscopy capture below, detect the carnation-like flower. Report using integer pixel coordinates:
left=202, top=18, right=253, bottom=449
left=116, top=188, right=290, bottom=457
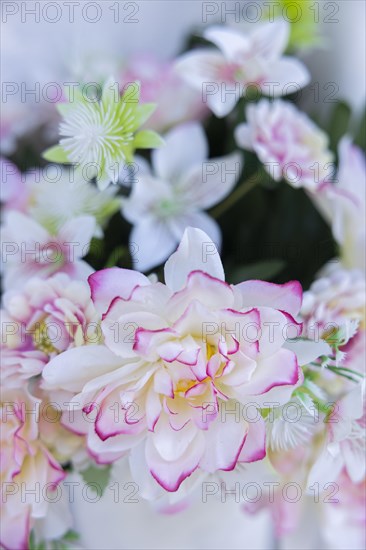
left=122, top=123, right=242, bottom=271
left=43, top=78, right=164, bottom=190
left=1, top=159, right=120, bottom=237
left=0, top=388, right=65, bottom=550
left=175, top=21, right=310, bottom=117
left=119, top=54, right=208, bottom=132
left=235, top=99, right=333, bottom=189
left=314, top=137, right=366, bottom=271
left=43, top=228, right=327, bottom=494
left=0, top=211, right=95, bottom=289
left=1, top=273, right=100, bottom=387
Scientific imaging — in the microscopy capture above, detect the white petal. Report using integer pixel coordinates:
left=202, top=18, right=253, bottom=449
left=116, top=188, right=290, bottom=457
left=2, top=210, right=49, bottom=244
left=234, top=123, right=254, bottom=150
left=307, top=447, right=343, bottom=488
left=164, top=227, right=225, bottom=291
left=58, top=215, right=96, bottom=258
left=203, top=26, right=251, bottom=60
left=175, top=49, right=225, bottom=90
left=168, top=211, right=222, bottom=250
left=130, top=218, right=177, bottom=272
left=152, top=122, right=208, bottom=181
left=251, top=20, right=289, bottom=60
left=179, top=152, right=242, bottom=209
left=42, top=344, right=122, bottom=393
left=266, top=58, right=310, bottom=96
left=122, top=175, right=172, bottom=224
left=207, top=90, right=239, bottom=118
left=284, top=339, right=331, bottom=366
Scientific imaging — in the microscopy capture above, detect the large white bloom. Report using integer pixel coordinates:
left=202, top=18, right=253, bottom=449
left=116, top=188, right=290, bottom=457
left=43, top=228, right=328, bottom=496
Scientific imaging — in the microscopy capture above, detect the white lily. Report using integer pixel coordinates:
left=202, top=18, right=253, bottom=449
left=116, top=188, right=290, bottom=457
left=175, top=21, right=310, bottom=117
left=121, top=122, right=242, bottom=272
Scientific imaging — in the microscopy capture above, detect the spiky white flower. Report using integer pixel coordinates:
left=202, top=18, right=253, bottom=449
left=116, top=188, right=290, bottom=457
left=43, top=78, right=164, bottom=190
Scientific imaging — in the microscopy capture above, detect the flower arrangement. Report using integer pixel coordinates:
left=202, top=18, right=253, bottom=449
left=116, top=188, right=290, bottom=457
left=1, top=11, right=365, bottom=550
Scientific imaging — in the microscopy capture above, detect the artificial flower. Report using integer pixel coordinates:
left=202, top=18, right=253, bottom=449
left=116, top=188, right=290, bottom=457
left=43, top=228, right=329, bottom=494
left=235, top=99, right=333, bottom=189
left=0, top=388, right=65, bottom=550
left=122, top=122, right=242, bottom=271
left=0, top=211, right=95, bottom=290
left=175, top=21, right=310, bottom=117
left=43, top=78, right=164, bottom=190
left=1, top=273, right=100, bottom=388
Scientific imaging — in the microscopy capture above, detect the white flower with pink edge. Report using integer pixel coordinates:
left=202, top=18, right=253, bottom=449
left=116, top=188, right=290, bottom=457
left=43, top=228, right=327, bottom=494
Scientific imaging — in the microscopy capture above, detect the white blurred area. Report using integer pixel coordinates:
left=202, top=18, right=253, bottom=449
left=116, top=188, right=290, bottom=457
left=1, top=0, right=365, bottom=110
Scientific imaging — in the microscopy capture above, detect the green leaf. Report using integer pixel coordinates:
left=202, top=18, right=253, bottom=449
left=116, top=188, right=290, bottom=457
left=354, top=107, right=366, bottom=150
left=63, top=530, right=79, bottom=542
left=135, top=103, right=157, bottom=127
left=96, top=198, right=121, bottom=227
left=80, top=464, right=111, bottom=495
left=230, top=259, right=286, bottom=283
left=29, top=531, right=36, bottom=550
left=134, top=130, right=165, bottom=149
left=105, top=245, right=129, bottom=268
left=296, top=391, right=315, bottom=414
left=328, top=101, right=352, bottom=151
left=42, top=145, right=69, bottom=163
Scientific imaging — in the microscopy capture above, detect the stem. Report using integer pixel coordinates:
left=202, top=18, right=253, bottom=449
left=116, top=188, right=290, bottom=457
left=210, top=170, right=261, bottom=219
